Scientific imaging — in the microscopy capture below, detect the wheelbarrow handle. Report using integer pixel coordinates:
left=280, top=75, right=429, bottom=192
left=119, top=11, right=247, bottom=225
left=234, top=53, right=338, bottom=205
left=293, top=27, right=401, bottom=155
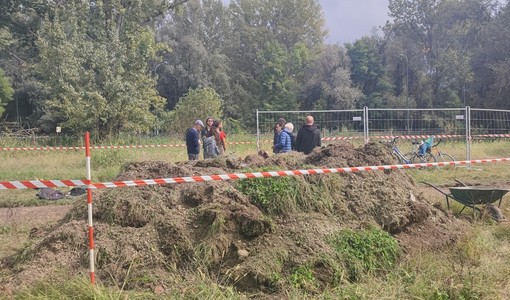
left=454, top=179, right=468, bottom=187
left=421, top=181, right=449, bottom=196
left=421, top=181, right=453, bottom=209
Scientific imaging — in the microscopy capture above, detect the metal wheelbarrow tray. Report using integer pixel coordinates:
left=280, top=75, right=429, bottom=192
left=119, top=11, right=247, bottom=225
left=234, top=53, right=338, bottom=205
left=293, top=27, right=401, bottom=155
left=423, top=180, right=510, bottom=221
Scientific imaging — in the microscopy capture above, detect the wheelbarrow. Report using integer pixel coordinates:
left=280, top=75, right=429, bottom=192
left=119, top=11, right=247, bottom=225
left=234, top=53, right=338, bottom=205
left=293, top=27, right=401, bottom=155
left=422, top=180, right=509, bottom=221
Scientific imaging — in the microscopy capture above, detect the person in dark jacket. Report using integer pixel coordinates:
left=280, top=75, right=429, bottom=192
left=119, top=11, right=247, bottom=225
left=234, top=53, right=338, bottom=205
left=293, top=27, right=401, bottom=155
left=273, top=122, right=292, bottom=153
left=186, top=120, right=204, bottom=160
left=201, top=117, right=214, bottom=159
left=272, top=118, right=286, bottom=153
left=295, top=115, right=321, bottom=155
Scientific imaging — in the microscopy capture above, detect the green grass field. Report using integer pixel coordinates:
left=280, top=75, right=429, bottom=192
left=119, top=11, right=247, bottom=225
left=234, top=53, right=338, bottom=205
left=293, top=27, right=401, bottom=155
left=2, top=136, right=510, bottom=299
left=1, top=136, right=510, bottom=204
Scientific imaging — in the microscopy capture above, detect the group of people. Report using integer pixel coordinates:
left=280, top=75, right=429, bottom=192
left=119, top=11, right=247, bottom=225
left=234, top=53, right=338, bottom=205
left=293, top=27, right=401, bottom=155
left=186, top=115, right=321, bottom=161
left=273, top=115, right=321, bottom=155
left=185, top=117, right=227, bottom=160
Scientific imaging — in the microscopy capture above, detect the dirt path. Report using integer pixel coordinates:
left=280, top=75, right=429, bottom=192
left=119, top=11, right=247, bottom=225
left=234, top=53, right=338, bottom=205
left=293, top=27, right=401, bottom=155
left=0, top=205, right=72, bottom=229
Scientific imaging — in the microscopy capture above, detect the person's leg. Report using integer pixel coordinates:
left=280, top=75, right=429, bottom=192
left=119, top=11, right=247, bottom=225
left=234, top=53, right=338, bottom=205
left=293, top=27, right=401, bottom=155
left=188, top=154, right=199, bottom=160
left=419, top=144, right=426, bottom=156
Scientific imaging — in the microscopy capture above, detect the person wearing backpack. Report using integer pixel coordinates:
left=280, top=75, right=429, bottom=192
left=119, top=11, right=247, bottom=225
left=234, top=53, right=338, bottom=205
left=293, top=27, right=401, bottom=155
left=201, top=117, right=214, bottom=159
left=204, top=126, right=220, bottom=159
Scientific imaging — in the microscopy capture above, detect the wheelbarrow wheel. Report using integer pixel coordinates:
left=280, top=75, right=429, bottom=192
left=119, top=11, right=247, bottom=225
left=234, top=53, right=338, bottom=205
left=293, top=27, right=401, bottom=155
left=485, top=204, right=505, bottom=222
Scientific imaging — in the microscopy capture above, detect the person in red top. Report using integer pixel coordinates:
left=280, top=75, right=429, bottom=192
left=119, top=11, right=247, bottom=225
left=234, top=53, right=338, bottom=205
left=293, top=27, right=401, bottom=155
left=213, top=120, right=227, bottom=154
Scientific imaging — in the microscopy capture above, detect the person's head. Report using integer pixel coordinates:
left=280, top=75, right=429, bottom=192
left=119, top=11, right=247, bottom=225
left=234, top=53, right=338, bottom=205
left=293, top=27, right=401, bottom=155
left=305, top=116, right=314, bottom=125
left=213, top=120, right=223, bottom=129
left=284, top=123, right=294, bottom=132
left=275, top=122, right=284, bottom=133
left=205, top=117, right=214, bottom=128
left=275, top=118, right=286, bottom=129
left=194, top=120, right=204, bottom=130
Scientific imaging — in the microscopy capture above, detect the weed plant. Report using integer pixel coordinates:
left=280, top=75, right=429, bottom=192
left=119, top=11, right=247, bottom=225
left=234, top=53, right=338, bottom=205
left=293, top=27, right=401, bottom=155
left=235, top=172, right=343, bottom=215
left=327, top=227, right=400, bottom=282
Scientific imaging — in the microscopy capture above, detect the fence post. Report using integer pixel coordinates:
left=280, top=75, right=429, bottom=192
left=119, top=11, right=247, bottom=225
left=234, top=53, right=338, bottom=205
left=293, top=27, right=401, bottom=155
left=85, top=132, right=95, bottom=284
left=256, top=109, right=260, bottom=152
left=364, top=106, right=369, bottom=144
left=465, top=106, right=471, bottom=168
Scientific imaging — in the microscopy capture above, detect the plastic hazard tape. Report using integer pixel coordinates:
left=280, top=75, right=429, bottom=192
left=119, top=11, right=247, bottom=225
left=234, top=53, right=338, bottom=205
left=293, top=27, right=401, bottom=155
left=369, top=134, right=510, bottom=140
left=369, top=134, right=463, bottom=140
left=0, top=141, right=256, bottom=151
left=2, top=134, right=508, bottom=151
left=1, top=146, right=86, bottom=151
left=474, top=134, right=510, bottom=138
left=0, top=144, right=185, bottom=151
left=2, top=158, right=509, bottom=190
left=0, top=179, right=89, bottom=190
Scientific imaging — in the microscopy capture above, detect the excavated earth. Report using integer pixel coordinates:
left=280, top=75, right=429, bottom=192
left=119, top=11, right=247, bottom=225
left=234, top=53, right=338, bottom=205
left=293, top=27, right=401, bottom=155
left=0, top=141, right=470, bottom=297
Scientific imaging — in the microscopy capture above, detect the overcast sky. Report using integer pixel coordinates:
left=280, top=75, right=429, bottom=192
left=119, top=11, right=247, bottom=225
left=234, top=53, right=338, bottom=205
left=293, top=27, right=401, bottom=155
left=321, top=0, right=390, bottom=44
left=221, top=0, right=391, bottom=45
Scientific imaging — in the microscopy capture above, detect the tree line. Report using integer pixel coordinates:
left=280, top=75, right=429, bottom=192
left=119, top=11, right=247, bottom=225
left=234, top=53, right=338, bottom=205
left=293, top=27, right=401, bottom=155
left=0, top=0, right=508, bottom=137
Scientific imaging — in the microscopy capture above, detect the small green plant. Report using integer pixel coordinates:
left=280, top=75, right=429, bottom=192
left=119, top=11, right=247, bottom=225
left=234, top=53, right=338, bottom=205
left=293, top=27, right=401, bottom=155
left=235, top=170, right=298, bottom=215
left=327, top=227, right=399, bottom=282
left=290, top=264, right=317, bottom=291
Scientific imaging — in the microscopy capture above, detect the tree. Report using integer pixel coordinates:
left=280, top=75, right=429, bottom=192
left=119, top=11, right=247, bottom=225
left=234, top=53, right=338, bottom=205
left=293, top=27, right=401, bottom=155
left=36, top=0, right=167, bottom=136
left=347, top=36, right=392, bottom=108
left=165, top=86, right=223, bottom=134
left=225, top=0, right=326, bottom=126
left=472, top=1, right=510, bottom=108
left=387, top=0, right=495, bottom=108
left=0, top=1, right=50, bottom=124
left=300, top=44, right=362, bottom=110
left=156, top=0, right=231, bottom=111
left=257, top=41, right=297, bottom=111
left=0, top=67, right=14, bottom=116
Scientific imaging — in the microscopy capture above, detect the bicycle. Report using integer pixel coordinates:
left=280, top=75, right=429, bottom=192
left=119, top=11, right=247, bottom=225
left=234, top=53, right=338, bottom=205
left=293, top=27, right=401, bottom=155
left=405, top=139, right=437, bottom=166
left=429, top=138, right=456, bottom=170
left=389, top=137, right=412, bottom=164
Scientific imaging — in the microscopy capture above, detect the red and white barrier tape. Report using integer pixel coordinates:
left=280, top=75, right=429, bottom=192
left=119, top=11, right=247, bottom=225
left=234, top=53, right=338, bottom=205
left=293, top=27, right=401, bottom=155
left=2, top=158, right=509, bottom=190
left=0, top=179, right=88, bottom=189
left=1, top=134, right=508, bottom=151
left=368, top=134, right=463, bottom=140
left=0, top=142, right=252, bottom=151
left=473, top=134, right=510, bottom=138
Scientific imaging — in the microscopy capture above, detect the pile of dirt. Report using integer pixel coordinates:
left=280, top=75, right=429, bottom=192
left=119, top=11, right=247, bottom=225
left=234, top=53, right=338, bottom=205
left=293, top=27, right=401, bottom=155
left=0, top=141, right=469, bottom=297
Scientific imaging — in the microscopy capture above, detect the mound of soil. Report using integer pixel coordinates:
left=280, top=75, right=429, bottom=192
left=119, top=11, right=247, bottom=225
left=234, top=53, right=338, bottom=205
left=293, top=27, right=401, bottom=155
left=0, top=142, right=469, bottom=297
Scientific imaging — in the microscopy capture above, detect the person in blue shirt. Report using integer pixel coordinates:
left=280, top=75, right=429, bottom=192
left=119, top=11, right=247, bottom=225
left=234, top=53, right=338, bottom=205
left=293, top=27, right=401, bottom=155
left=272, top=118, right=286, bottom=153
left=186, top=120, right=204, bottom=160
left=273, top=122, right=292, bottom=153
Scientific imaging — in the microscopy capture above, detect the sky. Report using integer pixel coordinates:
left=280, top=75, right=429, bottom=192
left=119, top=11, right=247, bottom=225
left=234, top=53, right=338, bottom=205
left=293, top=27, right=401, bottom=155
left=321, top=0, right=391, bottom=44
left=221, top=0, right=391, bottom=45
